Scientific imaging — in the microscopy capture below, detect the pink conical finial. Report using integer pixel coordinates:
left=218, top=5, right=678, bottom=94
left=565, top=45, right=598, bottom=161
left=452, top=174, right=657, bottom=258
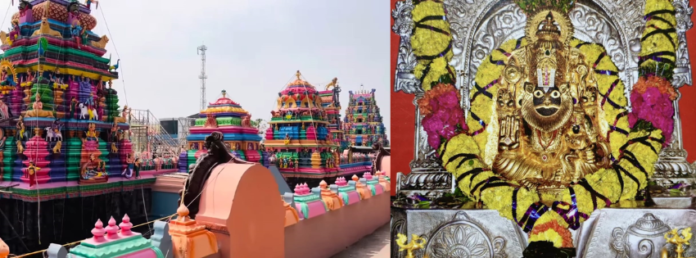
left=105, top=216, right=119, bottom=238
left=91, top=219, right=106, bottom=241
left=294, top=184, right=300, bottom=193
left=302, top=183, right=309, bottom=194
left=119, top=214, right=133, bottom=235
left=364, top=173, right=373, bottom=180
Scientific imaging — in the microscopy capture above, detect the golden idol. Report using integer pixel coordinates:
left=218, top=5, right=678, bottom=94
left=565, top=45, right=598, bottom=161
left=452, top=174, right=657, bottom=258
left=492, top=10, right=611, bottom=204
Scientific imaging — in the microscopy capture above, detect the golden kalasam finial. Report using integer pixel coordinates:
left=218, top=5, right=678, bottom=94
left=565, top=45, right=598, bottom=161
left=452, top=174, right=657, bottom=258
left=222, top=90, right=227, bottom=98
left=396, top=233, right=428, bottom=258
left=662, top=227, right=693, bottom=258
left=295, top=70, right=301, bottom=80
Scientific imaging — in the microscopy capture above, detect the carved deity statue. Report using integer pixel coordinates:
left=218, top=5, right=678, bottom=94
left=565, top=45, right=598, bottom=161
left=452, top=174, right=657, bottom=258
left=26, top=92, right=54, bottom=118
left=492, top=11, right=611, bottom=201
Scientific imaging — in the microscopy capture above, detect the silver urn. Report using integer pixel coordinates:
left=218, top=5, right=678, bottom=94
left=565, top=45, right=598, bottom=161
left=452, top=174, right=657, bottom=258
left=611, top=213, right=671, bottom=258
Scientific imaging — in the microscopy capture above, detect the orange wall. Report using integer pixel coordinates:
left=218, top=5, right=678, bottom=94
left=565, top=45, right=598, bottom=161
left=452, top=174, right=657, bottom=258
left=389, top=0, right=696, bottom=192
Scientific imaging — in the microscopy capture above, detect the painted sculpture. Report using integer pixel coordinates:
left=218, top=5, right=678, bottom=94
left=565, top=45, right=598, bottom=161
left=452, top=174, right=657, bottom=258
left=318, top=77, right=346, bottom=150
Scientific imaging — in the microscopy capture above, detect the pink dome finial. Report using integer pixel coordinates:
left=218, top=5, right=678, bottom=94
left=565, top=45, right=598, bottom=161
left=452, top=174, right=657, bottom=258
left=105, top=216, right=119, bottom=238
left=294, top=184, right=300, bottom=193
left=352, top=174, right=359, bottom=182
left=320, top=180, right=328, bottom=189
left=119, top=214, right=133, bottom=235
left=91, top=219, right=106, bottom=241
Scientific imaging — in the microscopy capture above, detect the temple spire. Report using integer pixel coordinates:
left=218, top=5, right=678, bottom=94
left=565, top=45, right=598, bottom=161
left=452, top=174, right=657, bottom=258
left=295, top=70, right=301, bottom=80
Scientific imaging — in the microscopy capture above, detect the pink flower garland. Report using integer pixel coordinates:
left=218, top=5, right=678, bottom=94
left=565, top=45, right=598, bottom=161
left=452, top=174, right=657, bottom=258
left=628, top=76, right=676, bottom=145
left=418, top=84, right=467, bottom=150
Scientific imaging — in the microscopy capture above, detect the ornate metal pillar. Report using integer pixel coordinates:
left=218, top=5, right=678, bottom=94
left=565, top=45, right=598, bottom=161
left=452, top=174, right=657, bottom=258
left=653, top=0, right=696, bottom=188
left=393, top=0, right=455, bottom=198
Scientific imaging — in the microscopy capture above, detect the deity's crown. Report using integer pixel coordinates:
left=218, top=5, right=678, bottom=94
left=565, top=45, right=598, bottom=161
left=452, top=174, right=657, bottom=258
left=537, top=12, right=561, bottom=41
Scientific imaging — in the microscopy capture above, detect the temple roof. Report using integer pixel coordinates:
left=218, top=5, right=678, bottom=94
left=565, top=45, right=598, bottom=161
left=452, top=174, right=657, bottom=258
left=200, top=90, right=249, bottom=115
left=282, top=70, right=318, bottom=94
left=350, top=87, right=376, bottom=100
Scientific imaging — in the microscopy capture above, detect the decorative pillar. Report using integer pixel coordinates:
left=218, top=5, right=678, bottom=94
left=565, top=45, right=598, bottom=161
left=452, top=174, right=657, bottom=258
left=377, top=171, right=391, bottom=192
left=334, top=177, right=360, bottom=205
left=150, top=221, right=173, bottom=258
left=310, top=151, right=321, bottom=169
left=282, top=196, right=300, bottom=227
left=69, top=215, right=164, bottom=257
left=169, top=204, right=219, bottom=258
left=653, top=0, right=696, bottom=188
left=353, top=174, right=372, bottom=200
left=292, top=183, right=327, bottom=219
left=318, top=180, right=343, bottom=211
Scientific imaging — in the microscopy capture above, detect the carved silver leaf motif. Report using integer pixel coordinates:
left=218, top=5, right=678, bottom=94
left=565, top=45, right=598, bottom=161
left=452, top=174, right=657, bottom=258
left=673, top=0, right=693, bottom=88
left=393, top=0, right=422, bottom=94
left=610, top=213, right=673, bottom=258
left=424, top=212, right=507, bottom=258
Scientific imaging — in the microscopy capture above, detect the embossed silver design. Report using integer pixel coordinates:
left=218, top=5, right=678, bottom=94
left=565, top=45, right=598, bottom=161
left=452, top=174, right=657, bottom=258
left=392, top=0, right=695, bottom=196
left=579, top=209, right=696, bottom=258
left=392, top=0, right=421, bottom=94
left=395, top=93, right=453, bottom=198
left=423, top=212, right=508, bottom=258
left=653, top=0, right=696, bottom=188
left=391, top=208, right=408, bottom=258
left=611, top=213, right=671, bottom=258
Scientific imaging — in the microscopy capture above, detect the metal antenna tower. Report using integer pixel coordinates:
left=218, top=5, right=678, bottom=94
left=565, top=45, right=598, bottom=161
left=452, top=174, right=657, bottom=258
left=197, top=45, right=208, bottom=111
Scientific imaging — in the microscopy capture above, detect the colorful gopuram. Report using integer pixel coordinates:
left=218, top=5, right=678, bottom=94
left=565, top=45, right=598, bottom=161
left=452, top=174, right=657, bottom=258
left=317, top=78, right=347, bottom=151
left=265, top=71, right=339, bottom=187
left=182, top=90, right=265, bottom=169
left=0, top=0, right=151, bottom=253
left=343, top=88, right=389, bottom=147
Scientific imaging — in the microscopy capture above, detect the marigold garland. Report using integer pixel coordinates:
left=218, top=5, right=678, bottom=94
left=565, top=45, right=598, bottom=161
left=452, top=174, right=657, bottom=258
left=410, top=0, right=676, bottom=250
left=411, top=0, right=455, bottom=91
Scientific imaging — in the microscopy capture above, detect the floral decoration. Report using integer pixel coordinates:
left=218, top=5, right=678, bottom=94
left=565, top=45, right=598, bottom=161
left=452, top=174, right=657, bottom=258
left=407, top=0, right=677, bottom=251
left=417, top=83, right=467, bottom=150
left=411, top=0, right=455, bottom=91
left=629, top=76, right=676, bottom=145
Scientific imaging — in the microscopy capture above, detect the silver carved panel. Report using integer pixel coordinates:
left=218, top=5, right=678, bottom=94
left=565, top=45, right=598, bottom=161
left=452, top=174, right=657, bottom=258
left=392, top=198, right=694, bottom=258
left=392, top=0, right=696, bottom=195
left=392, top=208, right=527, bottom=258
left=578, top=208, right=696, bottom=258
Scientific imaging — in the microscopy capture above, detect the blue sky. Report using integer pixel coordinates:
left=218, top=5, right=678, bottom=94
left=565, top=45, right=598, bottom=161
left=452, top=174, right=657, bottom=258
left=2, top=0, right=390, bottom=136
